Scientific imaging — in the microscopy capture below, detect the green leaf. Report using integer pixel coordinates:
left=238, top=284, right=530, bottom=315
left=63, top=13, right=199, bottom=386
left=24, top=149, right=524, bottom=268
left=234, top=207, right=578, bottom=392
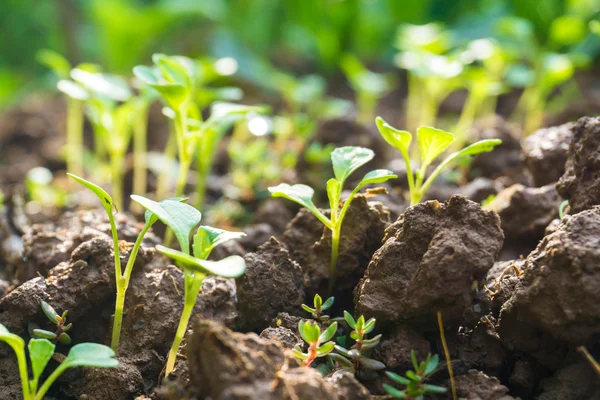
left=59, top=332, right=72, bottom=345
left=301, top=304, right=315, bottom=314
left=142, top=197, right=188, bottom=226
left=540, top=53, right=574, bottom=90
left=406, top=370, right=421, bottom=381
left=411, top=350, right=419, bottom=371
left=322, top=296, right=334, bottom=311
left=355, top=316, right=365, bottom=333
left=417, top=126, right=455, bottom=168
left=424, top=354, right=439, bottom=375
left=155, top=245, right=246, bottom=278
left=208, top=102, right=268, bottom=123
left=549, top=15, right=586, bottom=47
left=451, top=139, right=502, bottom=159
left=63, top=343, right=119, bottom=368
left=348, top=349, right=361, bottom=358
left=36, top=49, right=71, bottom=79
left=193, top=226, right=245, bottom=260
left=152, top=54, right=193, bottom=86
left=357, top=170, right=397, bottom=190
left=57, top=80, right=89, bottom=101
left=29, top=339, right=55, bottom=381
left=268, top=184, right=332, bottom=229
left=41, top=300, right=59, bottom=324
left=423, top=384, right=447, bottom=394
left=386, top=371, right=411, bottom=385
left=133, top=65, right=188, bottom=109
left=298, top=321, right=319, bottom=343
left=316, top=341, right=335, bottom=356
left=334, top=344, right=350, bottom=357
left=363, top=318, right=376, bottom=334
left=131, top=195, right=201, bottom=254
left=319, top=322, right=338, bottom=343
left=376, top=117, right=412, bottom=159
left=71, top=69, right=131, bottom=101
left=359, top=356, right=386, bottom=370
left=329, top=353, right=354, bottom=367
left=33, top=329, right=57, bottom=340
left=344, top=311, right=356, bottom=329
left=314, top=294, right=323, bottom=309
left=331, top=146, right=374, bottom=184
left=292, top=347, right=308, bottom=360
left=384, top=384, right=408, bottom=398
left=68, top=174, right=113, bottom=214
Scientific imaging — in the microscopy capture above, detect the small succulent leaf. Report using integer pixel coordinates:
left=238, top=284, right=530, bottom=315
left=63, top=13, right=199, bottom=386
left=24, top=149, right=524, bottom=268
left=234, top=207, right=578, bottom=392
left=424, top=354, right=439, bottom=375
left=41, top=300, right=60, bottom=323
left=350, top=331, right=361, bottom=340
left=411, top=350, right=419, bottom=371
left=292, top=346, right=308, bottom=360
left=329, top=353, right=354, bottom=367
left=417, top=126, right=455, bottom=168
left=423, top=384, right=448, bottom=394
left=316, top=342, right=335, bottom=356
left=63, top=323, right=73, bottom=332
left=29, top=339, right=55, bottom=381
left=301, top=304, right=315, bottom=314
left=322, top=296, right=334, bottom=310
left=314, top=294, right=323, bottom=309
left=301, top=321, right=319, bottom=343
left=386, top=371, right=412, bottom=385
left=384, top=383, right=407, bottom=398
left=359, top=357, right=386, bottom=370
left=376, top=117, right=412, bottom=158
left=361, top=339, right=381, bottom=351
left=0, top=323, right=25, bottom=353
left=155, top=246, right=246, bottom=278
left=57, top=80, right=89, bottom=101
left=71, top=68, right=131, bottom=101
left=363, top=334, right=382, bottom=345
left=356, top=316, right=365, bottom=333
left=357, top=169, right=397, bottom=190
left=334, top=345, right=351, bottom=357
left=363, top=318, right=376, bottom=334
left=131, top=195, right=201, bottom=254
left=59, top=332, right=72, bottom=345
left=331, top=146, right=374, bottom=184
left=67, top=174, right=113, bottom=214
left=406, top=370, right=421, bottom=381
left=193, top=226, right=245, bottom=259
left=348, top=349, right=361, bottom=358
left=63, top=343, right=119, bottom=368
left=319, top=322, right=338, bottom=343
left=33, top=329, right=57, bottom=340
left=344, top=311, right=356, bottom=329
left=298, top=321, right=308, bottom=342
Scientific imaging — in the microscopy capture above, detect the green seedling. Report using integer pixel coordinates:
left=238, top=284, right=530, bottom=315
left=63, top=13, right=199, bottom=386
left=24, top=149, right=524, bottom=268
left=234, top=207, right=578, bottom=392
left=340, top=55, right=397, bottom=124
left=376, top=118, right=501, bottom=205
left=269, top=146, right=396, bottom=293
left=134, top=195, right=246, bottom=377
left=330, top=312, right=385, bottom=378
left=301, top=294, right=334, bottom=322
left=31, top=301, right=73, bottom=345
left=0, top=322, right=118, bottom=400
left=384, top=351, right=447, bottom=399
left=293, top=320, right=338, bottom=367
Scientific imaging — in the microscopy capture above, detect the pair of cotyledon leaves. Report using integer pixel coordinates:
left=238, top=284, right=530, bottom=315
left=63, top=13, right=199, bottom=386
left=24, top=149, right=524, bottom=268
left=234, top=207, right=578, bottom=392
left=68, top=174, right=246, bottom=278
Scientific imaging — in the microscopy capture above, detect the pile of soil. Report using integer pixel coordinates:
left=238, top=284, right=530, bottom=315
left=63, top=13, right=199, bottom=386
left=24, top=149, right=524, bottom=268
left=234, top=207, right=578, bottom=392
left=0, top=95, right=599, bottom=399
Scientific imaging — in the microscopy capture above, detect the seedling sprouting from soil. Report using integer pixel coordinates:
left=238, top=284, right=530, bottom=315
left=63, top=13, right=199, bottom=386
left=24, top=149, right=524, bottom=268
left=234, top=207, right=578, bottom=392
left=269, top=146, right=396, bottom=293
left=301, top=294, right=334, bottom=322
left=0, top=322, right=118, bottom=400
left=375, top=117, right=501, bottom=205
left=134, top=194, right=246, bottom=377
left=330, top=312, right=385, bottom=378
left=31, top=301, right=73, bottom=345
left=293, top=320, right=338, bottom=367
left=383, top=351, right=447, bottom=399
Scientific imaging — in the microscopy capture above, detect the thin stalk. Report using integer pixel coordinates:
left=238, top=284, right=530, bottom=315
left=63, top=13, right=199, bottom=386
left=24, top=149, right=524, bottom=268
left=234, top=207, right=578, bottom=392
left=406, top=74, right=422, bottom=132
left=110, top=154, right=124, bottom=213
left=66, top=98, right=84, bottom=180
left=328, top=227, right=340, bottom=296
left=437, top=311, right=456, bottom=400
left=132, top=105, right=148, bottom=205
left=34, top=362, right=69, bottom=400
left=107, top=212, right=122, bottom=352
left=15, top=348, right=32, bottom=400
left=156, top=132, right=177, bottom=200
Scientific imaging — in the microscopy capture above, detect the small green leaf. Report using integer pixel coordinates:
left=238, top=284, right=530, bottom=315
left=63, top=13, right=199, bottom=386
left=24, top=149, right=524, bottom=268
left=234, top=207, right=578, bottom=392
left=316, top=341, right=335, bottom=356
left=329, top=353, right=354, bottom=367
left=322, top=297, right=334, bottom=311
left=36, top=49, right=71, bottom=79
left=424, top=354, right=439, bottom=375
left=63, top=343, right=119, bottom=368
left=292, top=347, right=308, bottom=360
left=348, top=349, right=361, bottom=358
left=133, top=65, right=189, bottom=109
left=359, top=356, right=386, bottom=370
left=357, top=170, right=397, bottom=190
left=411, top=350, right=419, bottom=371
left=344, top=311, right=356, bottom=329
left=68, top=174, right=113, bottom=214
left=59, top=332, right=72, bottom=345
left=452, top=139, right=502, bottom=159
left=298, top=321, right=319, bottom=343
left=193, top=226, right=245, bottom=259
left=417, top=126, right=455, bottom=168
left=29, top=339, right=55, bottom=381
left=155, top=245, right=246, bottom=278
left=386, top=371, right=411, bottom=385
left=363, top=318, right=376, bottom=334
left=331, top=146, right=374, bottom=184
left=71, top=68, right=131, bottom=101
left=384, top=384, right=408, bottom=398
left=41, top=301, right=59, bottom=324
left=334, top=344, right=350, bottom=357
left=423, top=384, right=448, bottom=394
left=301, top=304, right=315, bottom=314
left=33, top=329, right=57, bottom=340
left=350, top=331, right=361, bottom=340
left=376, top=117, right=412, bottom=159
left=314, top=294, right=323, bottom=309
left=131, top=195, right=201, bottom=254
left=355, top=316, right=365, bottom=333
left=319, top=322, right=338, bottom=343
left=208, top=102, right=268, bottom=123
left=152, top=54, right=194, bottom=86
left=406, top=370, right=421, bottom=381
left=268, top=184, right=332, bottom=228
left=57, top=80, right=89, bottom=101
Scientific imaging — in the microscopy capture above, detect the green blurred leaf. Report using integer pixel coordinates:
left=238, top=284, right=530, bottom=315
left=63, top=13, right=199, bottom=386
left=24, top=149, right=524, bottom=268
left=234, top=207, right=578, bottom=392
left=359, top=356, right=386, bottom=370
left=71, top=68, right=131, bottom=101
left=41, top=300, right=59, bottom=324
left=357, top=169, right=397, bottom=190
left=156, top=245, right=246, bottom=278
left=63, top=343, right=119, bottom=368
left=316, top=341, right=335, bottom=356
left=314, top=294, right=323, bottom=309
left=193, top=226, right=245, bottom=259
left=383, top=383, right=407, bottom=398
left=33, top=329, right=57, bottom=340
left=36, top=49, right=71, bottom=79
left=57, top=80, right=89, bottom=101
left=550, top=15, right=586, bottom=47
left=29, top=339, right=55, bottom=382
left=319, top=322, right=338, bottom=343
left=386, top=371, right=411, bottom=385
left=58, top=332, right=72, bottom=345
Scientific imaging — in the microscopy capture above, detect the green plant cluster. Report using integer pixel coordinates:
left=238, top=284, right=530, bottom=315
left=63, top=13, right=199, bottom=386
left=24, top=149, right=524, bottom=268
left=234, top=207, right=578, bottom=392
left=384, top=352, right=447, bottom=399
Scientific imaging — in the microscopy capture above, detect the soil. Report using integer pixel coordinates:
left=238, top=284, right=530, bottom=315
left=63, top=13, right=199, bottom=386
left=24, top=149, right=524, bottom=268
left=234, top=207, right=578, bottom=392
left=0, top=92, right=599, bottom=400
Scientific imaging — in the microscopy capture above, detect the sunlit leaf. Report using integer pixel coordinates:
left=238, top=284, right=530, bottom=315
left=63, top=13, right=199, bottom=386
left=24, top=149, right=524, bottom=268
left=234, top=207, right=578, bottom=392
left=68, top=173, right=113, bottom=215
left=386, top=371, right=411, bottom=385
left=63, top=343, right=119, bottom=368
left=71, top=69, right=131, bottom=101
left=268, top=184, right=331, bottom=228
left=193, top=226, right=245, bottom=259
left=356, top=169, right=397, bottom=190
left=319, top=322, right=338, bottom=343
left=322, top=296, right=334, bottom=311
left=29, top=339, right=55, bottom=381
left=331, top=146, right=374, bottom=184
left=316, top=341, right=335, bottom=356
left=344, top=311, right=356, bottom=329
left=376, top=117, right=412, bottom=159
left=417, top=126, right=454, bottom=168
left=33, top=329, right=57, bottom=340
left=155, top=245, right=246, bottom=278
left=36, top=49, right=71, bottom=79
left=57, top=80, right=89, bottom=101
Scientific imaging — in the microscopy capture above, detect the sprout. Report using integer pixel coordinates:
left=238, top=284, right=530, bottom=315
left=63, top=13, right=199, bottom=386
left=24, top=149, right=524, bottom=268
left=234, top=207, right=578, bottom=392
left=0, top=322, right=117, bottom=400
left=269, top=146, right=396, bottom=293
left=375, top=118, right=501, bottom=205
left=383, top=351, right=447, bottom=399
left=30, top=300, right=73, bottom=345
left=301, top=294, right=335, bottom=322
left=293, top=320, right=338, bottom=367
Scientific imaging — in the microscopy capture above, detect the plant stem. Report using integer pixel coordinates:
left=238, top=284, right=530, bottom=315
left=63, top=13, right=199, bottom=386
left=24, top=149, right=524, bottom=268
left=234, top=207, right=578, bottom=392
left=15, top=347, right=32, bottom=400
left=328, top=226, right=340, bottom=296
left=437, top=311, right=456, bottom=400
left=156, top=132, right=177, bottom=200
left=132, top=104, right=148, bottom=209
left=107, top=211, right=122, bottom=351
left=34, top=362, right=69, bottom=400
left=406, top=74, right=422, bottom=133
left=66, top=98, right=84, bottom=180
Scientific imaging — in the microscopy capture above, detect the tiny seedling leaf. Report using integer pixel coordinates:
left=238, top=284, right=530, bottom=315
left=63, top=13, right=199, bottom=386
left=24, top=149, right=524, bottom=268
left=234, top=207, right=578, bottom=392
left=424, top=354, right=439, bottom=375
left=386, top=371, right=412, bottom=385
left=71, top=69, right=131, bottom=101
left=344, top=311, right=356, bottom=329
left=322, top=296, right=335, bottom=310
left=299, top=321, right=319, bottom=343
left=301, top=304, right=315, bottom=314
left=319, top=322, right=338, bottom=343
left=142, top=197, right=188, bottom=226
left=36, top=49, right=71, bottom=79
left=417, top=126, right=455, bottom=168
left=155, top=245, right=246, bottom=278
left=33, top=329, right=57, bottom=340
left=41, top=301, right=59, bottom=324
left=383, top=384, right=408, bottom=398
left=268, top=184, right=330, bottom=227
left=316, top=342, right=335, bottom=356
left=133, top=65, right=188, bottom=109
left=449, top=139, right=502, bottom=160
left=411, top=350, right=419, bottom=371
left=63, top=343, right=119, bottom=368
left=357, top=169, right=397, bottom=189
left=423, top=384, right=448, bottom=394
left=29, top=339, right=55, bottom=381
left=59, top=332, right=72, bottom=345
left=363, top=318, right=376, bottom=334
left=359, top=356, right=386, bottom=370
left=131, top=195, right=201, bottom=254
left=376, top=117, right=412, bottom=159
left=57, top=80, right=89, bottom=101
left=329, top=353, right=354, bottom=367
left=331, top=146, right=374, bottom=184
left=193, top=226, right=245, bottom=259
left=68, top=174, right=113, bottom=214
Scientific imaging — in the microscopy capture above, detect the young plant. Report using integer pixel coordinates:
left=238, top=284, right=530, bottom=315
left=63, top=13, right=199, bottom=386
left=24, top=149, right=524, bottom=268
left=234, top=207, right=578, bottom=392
left=134, top=195, right=246, bottom=377
left=293, top=320, right=338, bottom=367
left=301, top=294, right=334, bottom=322
left=330, top=312, right=385, bottom=378
left=31, top=301, right=73, bottom=345
left=383, top=352, right=447, bottom=399
left=375, top=117, right=502, bottom=205
left=68, top=174, right=189, bottom=352
left=269, top=146, right=396, bottom=293
left=0, top=322, right=118, bottom=400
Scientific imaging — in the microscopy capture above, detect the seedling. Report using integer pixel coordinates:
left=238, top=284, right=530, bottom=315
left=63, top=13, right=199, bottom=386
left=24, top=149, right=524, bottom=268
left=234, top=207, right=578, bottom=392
left=383, top=351, right=447, bottom=399
left=269, top=146, right=396, bottom=293
left=68, top=173, right=190, bottom=352
left=134, top=195, right=246, bottom=377
left=293, top=320, right=338, bottom=367
left=0, top=322, right=118, bottom=400
left=330, top=312, right=385, bottom=378
left=301, top=294, right=334, bottom=322
left=375, top=117, right=501, bottom=205
left=31, top=301, right=73, bottom=345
